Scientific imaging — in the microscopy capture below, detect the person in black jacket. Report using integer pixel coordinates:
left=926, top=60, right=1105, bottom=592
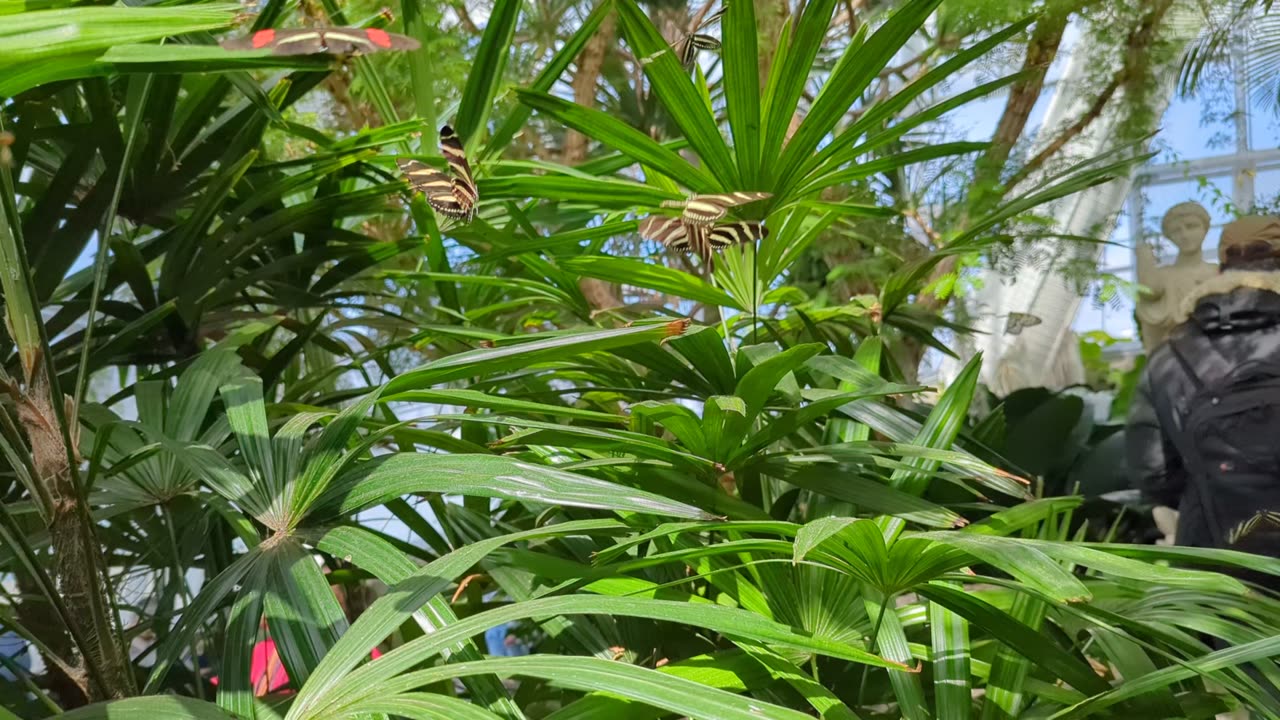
left=1126, top=215, right=1280, bottom=592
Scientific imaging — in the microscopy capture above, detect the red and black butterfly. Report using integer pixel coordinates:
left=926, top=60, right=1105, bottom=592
left=396, top=125, right=478, bottom=222
left=221, top=27, right=420, bottom=56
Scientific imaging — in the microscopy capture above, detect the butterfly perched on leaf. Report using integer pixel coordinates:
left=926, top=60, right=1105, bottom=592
left=221, top=27, right=420, bottom=56
left=662, top=191, right=771, bottom=226
left=1004, top=311, right=1042, bottom=335
left=396, top=125, right=478, bottom=223
left=644, top=192, right=772, bottom=272
left=640, top=217, right=768, bottom=263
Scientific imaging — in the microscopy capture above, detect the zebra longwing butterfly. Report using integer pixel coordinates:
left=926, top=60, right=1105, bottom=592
left=676, top=33, right=721, bottom=68
left=660, top=192, right=772, bottom=227
left=396, top=125, right=478, bottom=222
left=1227, top=509, right=1280, bottom=546
left=221, top=27, right=420, bottom=56
left=676, top=2, right=727, bottom=68
left=639, top=216, right=767, bottom=273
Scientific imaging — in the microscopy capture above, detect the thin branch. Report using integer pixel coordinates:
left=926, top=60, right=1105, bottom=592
left=1006, top=0, right=1175, bottom=190
left=688, top=0, right=716, bottom=31
left=564, top=12, right=616, bottom=165
left=451, top=0, right=480, bottom=34
left=966, top=7, right=1072, bottom=215
left=1004, top=72, right=1123, bottom=190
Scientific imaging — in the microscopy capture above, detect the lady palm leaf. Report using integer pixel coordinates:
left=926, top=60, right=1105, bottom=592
left=4, top=0, right=1279, bottom=717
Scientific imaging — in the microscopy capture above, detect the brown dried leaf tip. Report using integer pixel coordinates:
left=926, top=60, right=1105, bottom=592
left=994, top=467, right=1030, bottom=485
left=451, top=573, right=485, bottom=603
left=661, top=318, right=692, bottom=343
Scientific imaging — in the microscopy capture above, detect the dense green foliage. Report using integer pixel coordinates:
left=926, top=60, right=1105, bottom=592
left=1, top=1, right=1278, bottom=719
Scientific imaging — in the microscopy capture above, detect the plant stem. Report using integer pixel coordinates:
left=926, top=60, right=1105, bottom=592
left=163, top=505, right=205, bottom=701
left=856, top=592, right=892, bottom=707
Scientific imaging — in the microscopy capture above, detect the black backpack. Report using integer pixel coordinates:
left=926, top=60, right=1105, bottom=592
left=1166, top=327, right=1280, bottom=566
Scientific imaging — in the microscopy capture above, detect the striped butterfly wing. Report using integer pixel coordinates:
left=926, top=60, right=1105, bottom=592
left=686, top=223, right=716, bottom=271
left=672, top=3, right=727, bottom=69
left=438, top=125, right=478, bottom=215
left=696, top=220, right=769, bottom=273
left=676, top=34, right=697, bottom=68
left=396, top=158, right=470, bottom=219
left=640, top=217, right=717, bottom=271
left=690, top=34, right=722, bottom=51
left=638, top=216, right=690, bottom=251
left=676, top=33, right=721, bottom=68
left=674, top=191, right=772, bottom=226
left=708, top=222, right=768, bottom=248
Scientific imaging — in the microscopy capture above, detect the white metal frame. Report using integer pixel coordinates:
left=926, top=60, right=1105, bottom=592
left=1093, top=40, right=1280, bottom=359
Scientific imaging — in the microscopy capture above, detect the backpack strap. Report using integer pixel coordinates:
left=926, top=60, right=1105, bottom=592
left=1168, top=324, right=1235, bottom=390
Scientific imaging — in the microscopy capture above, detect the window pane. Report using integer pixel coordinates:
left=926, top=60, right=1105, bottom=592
left=1248, top=104, right=1280, bottom=152
left=1152, top=76, right=1237, bottom=162
left=1252, top=167, right=1280, bottom=212
left=1072, top=279, right=1137, bottom=342
left=1072, top=283, right=1105, bottom=335
left=1101, top=292, right=1137, bottom=341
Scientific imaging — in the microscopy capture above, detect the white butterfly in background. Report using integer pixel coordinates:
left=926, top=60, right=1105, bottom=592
left=1004, top=312, right=1043, bottom=335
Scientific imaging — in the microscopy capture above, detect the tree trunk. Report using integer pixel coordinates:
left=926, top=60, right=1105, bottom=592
left=564, top=13, right=616, bottom=165
left=564, top=11, right=623, bottom=311
left=967, top=7, right=1072, bottom=218
left=13, top=550, right=88, bottom=706
left=13, top=367, right=132, bottom=703
left=757, top=0, right=790, bottom=91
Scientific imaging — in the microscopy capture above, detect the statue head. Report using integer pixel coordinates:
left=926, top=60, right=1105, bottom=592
left=1160, top=201, right=1211, bottom=255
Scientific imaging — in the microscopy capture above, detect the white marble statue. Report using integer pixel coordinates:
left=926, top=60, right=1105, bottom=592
left=1135, top=201, right=1218, bottom=352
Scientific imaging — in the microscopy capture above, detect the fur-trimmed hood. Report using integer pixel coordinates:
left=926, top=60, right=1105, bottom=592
left=1178, top=271, right=1280, bottom=319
